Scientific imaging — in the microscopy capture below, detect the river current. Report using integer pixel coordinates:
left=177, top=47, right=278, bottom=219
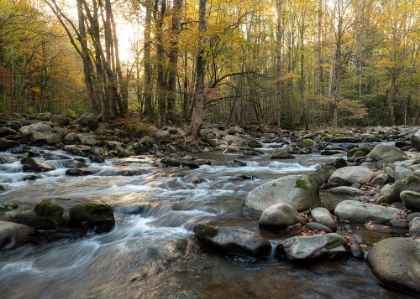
left=0, top=144, right=413, bottom=299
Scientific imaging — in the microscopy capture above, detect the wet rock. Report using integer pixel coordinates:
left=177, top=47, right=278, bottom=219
left=276, top=233, right=347, bottom=263
left=258, top=203, right=305, bottom=228
left=242, top=175, right=320, bottom=216
left=63, top=133, right=79, bottom=145
left=310, top=207, right=337, bottom=231
left=368, top=144, right=407, bottom=161
left=20, top=157, right=55, bottom=172
left=159, top=158, right=199, bottom=169
left=65, top=167, right=100, bottom=176
left=388, top=219, right=408, bottom=229
left=0, top=221, right=36, bottom=250
left=381, top=175, right=420, bottom=204
left=193, top=223, right=271, bottom=258
left=305, top=222, right=333, bottom=233
left=0, top=198, right=114, bottom=235
left=310, top=166, right=336, bottom=186
left=270, top=149, right=295, bottom=159
left=367, top=237, right=420, bottom=296
left=0, top=138, right=18, bottom=151
left=329, top=136, right=361, bottom=143
left=77, top=113, right=98, bottom=131
left=97, top=167, right=149, bottom=176
left=328, top=166, right=374, bottom=187
left=347, top=240, right=364, bottom=261
left=334, top=200, right=403, bottom=224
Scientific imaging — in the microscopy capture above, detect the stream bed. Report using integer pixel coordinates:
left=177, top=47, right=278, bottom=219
left=0, top=146, right=413, bottom=299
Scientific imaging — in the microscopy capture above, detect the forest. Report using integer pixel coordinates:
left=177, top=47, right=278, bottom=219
left=1, top=0, right=420, bottom=132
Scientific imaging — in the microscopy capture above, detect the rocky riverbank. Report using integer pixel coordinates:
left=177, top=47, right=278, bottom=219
left=2, top=112, right=420, bottom=296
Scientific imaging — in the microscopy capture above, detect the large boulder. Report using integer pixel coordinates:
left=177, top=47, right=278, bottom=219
left=193, top=223, right=271, bottom=258
left=335, top=200, right=403, bottom=224
left=381, top=176, right=420, bottom=204
left=367, top=237, right=420, bottom=296
left=77, top=113, right=98, bottom=131
left=19, top=123, right=54, bottom=142
left=276, top=233, right=347, bottom=262
left=0, top=221, right=36, bottom=250
left=20, top=157, right=55, bottom=172
left=328, top=166, right=374, bottom=187
left=242, top=175, right=320, bottom=218
left=368, top=144, right=407, bottom=161
left=258, top=203, right=305, bottom=228
left=0, top=197, right=115, bottom=235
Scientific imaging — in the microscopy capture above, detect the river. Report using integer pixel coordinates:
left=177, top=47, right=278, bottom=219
left=0, top=145, right=413, bottom=299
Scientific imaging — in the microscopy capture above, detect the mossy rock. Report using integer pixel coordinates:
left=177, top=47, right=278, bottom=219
left=347, top=147, right=371, bottom=159
left=299, top=139, right=315, bottom=148
left=193, top=223, right=218, bottom=238
left=0, top=138, right=18, bottom=151
left=296, top=178, right=309, bottom=190
left=69, top=202, right=114, bottom=233
left=34, top=199, right=64, bottom=224
left=382, top=175, right=420, bottom=204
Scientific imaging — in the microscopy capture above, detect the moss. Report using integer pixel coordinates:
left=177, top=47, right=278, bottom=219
left=0, top=138, right=17, bottom=151
left=272, top=183, right=277, bottom=187
left=34, top=199, right=64, bottom=223
left=20, top=157, right=40, bottom=172
left=193, top=223, right=218, bottom=238
left=54, top=197, right=70, bottom=201
left=299, top=139, right=314, bottom=148
left=296, top=178, right=308, bottom=190
left=347, top=147, right=371, bottom=158
left=307, top=176, right=318, bottom=190
left=69, top=202, right=113, bottom=222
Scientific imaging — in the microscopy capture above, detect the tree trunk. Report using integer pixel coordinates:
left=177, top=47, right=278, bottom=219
left=187, top=0, right=207, bottom=138
left=143, top=0, right=154, bottom=121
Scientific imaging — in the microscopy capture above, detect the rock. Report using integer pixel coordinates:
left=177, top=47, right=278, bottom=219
left=330, top=186, right=365, bottom=196
left=77, top=113, right=98, bottom=131
left=305, top=222, right=333, bottom=233
left=329, top=136, right=361, bottom=143
left=328, top=166, right=374, bottom=187
left=159, top=158, right=199, bottom=169
left=270, top=149, right=295, bottom=159
left=347, top=241, right=365, bottom=260
left=325, top=158, right=347, bottom=169
left=20, top=157, right=55, bottom=172
left=310, top=166, right=336, bottom=186
left=78, top=134, right=97, bottom=146
left=334, top=200, right=403, bottom=224
left=0, top=221, right=36, bottom=250
left=0, top=127, right=18, bottom=138
left=408, top=217, right=420, bottom=237
left=394, top=165, right=413, bottom=181
left=193, top=223, right=271, bottom=258
left=371, top=172, right=389, bottom=186
left=0, top=138, right=18, bottom=151
left=19, top=123, right=54, bottom=142
left=400, top=190, right=420, bottom=211
left=381, top=175, right=420, bottom=203
left=310, top=207, right=337, bottom=231
left=65, top=167, right=100, bottom=176
left=367, top=237, right=420, bottom=296
left=222, top=135, right=247, bottom=147
left=63, top=133, right=80, bottom=144
left=276, top=233, right=347, bottom=262
left=368, top=144, right=407, bottom=161
left=50, top=114, right=70, bottom=126
left=411, top=129, right=420, bottom=150
left=258, top=203, right=305, bottom=228
left=242, top=175, right=320, bottom=217
left=0, top=198, right=114, bottom=235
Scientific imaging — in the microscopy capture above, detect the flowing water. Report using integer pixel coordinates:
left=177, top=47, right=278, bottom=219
left=0, top=145, right=413, bottom=299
